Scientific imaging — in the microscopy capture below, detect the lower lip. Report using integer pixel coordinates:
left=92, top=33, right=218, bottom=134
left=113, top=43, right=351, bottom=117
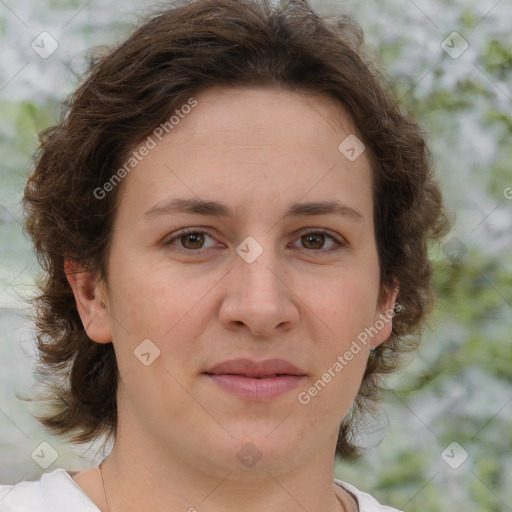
left=205, top=374, right=306, bottom=399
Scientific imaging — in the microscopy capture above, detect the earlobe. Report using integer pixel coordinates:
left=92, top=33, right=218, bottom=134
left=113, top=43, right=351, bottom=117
left=370, top=284, right=399, bottom=349
left=64, top=259, right=112, bottom=344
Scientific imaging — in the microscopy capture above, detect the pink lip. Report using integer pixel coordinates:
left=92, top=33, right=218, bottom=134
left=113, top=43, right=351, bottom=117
left=206, top=358, right=305, bottom=378
left=204, top=358, right=307, bottom=400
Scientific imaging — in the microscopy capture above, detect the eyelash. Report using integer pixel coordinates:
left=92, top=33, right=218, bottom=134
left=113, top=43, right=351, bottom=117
left=163, top=228, right=347, bottom=255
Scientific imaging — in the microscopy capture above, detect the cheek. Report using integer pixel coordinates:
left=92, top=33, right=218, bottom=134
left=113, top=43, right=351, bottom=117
left=306, top=270, right=379, bottom=339
left=106, top=256, right=214, bottom=365
left=296, top=346, right=370, bottom=439
left=300, top=270, right=377, bottom=397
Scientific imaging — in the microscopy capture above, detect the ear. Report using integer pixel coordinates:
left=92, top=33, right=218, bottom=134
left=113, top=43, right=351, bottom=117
left=64, top=259, right=112, bottom=344
left=370, top=283, right=399, bottom=349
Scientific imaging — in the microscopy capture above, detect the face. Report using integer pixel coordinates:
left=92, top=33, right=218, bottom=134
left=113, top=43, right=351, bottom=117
left=69, top=86, right=396, bottom=478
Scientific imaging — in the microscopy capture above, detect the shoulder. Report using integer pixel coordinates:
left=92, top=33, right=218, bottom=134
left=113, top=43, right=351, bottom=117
left=0, top=468, right=99, bottom=512
left=334, top=478, right=403, bottom=512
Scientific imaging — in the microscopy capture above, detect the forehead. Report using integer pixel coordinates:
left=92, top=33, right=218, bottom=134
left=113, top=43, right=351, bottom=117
left=113, top=85, right=373, bottom=225
left=176, top=85, right=359, bottom=150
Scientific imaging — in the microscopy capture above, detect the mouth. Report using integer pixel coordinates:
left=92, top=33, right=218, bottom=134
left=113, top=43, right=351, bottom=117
left=203, top=358, right=307, bottom=400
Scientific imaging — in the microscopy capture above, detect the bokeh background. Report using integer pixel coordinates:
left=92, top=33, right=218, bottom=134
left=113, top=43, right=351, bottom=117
left=0, top=0, right=511, bottom=511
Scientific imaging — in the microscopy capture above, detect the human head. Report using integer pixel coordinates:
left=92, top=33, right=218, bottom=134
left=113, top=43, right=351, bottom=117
left=22, top=0, right=449, bottom=460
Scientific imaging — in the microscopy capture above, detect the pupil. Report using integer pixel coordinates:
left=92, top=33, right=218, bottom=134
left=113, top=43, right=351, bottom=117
left=305, top=234, right=323, bottom=249
left=183, top=233, right=204, bottom=249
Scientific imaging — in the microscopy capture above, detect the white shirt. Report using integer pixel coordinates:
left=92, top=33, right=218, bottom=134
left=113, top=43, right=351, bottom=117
left=0, top=468, right=402, bottom=511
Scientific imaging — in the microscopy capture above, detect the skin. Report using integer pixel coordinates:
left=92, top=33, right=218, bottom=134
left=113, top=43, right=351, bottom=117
left=66, top=86, right=397, bottom=512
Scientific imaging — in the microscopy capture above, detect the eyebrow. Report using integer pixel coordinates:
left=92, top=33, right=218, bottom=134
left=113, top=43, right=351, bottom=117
left=144, top=198, right=364, bottom=222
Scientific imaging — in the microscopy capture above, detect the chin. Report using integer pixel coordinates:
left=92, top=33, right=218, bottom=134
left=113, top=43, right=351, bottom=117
left=201, top=429, right=308, bottom=475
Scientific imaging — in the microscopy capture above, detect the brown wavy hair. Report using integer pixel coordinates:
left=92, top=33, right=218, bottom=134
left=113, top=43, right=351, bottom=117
left=21, top=0, right=450, bottom=459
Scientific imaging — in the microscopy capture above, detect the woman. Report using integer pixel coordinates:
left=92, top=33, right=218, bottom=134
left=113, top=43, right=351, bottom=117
left=0, top=0, right=449, bottom=510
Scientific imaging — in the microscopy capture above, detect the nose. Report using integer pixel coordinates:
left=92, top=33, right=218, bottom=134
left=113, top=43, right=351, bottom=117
left=219, top=244, right=299, bottom=337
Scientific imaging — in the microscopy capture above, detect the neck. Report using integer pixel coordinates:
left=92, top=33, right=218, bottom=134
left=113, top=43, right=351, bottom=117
left=98, top=430, right=348, bottom=512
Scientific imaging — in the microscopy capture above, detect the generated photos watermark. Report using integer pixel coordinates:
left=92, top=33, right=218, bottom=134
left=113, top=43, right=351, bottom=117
left=93, top=97, right=198, bottom=200
left=297, top=305, right=400, bottom=405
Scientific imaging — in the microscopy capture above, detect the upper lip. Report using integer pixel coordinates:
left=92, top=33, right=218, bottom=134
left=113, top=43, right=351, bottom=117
left=204, top=358, right=306, bottom=378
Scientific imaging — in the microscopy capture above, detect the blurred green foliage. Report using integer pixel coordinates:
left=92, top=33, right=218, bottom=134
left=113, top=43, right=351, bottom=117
left=333, top=2, right=511, bottom=511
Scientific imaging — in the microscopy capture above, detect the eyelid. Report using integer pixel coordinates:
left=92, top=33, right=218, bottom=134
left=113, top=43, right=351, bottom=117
left=289, top=228, right=347, bottom=252
left=162, top=227, right=221, bottom=250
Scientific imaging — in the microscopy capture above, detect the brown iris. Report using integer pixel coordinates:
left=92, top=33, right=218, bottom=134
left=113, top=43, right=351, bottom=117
left=301, top=233, right=325, bottom=250
left=180, top=232, right=205, bottom=250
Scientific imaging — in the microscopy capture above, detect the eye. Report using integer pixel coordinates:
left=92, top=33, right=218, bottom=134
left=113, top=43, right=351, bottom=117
left=290, top=229, right=346, bottom=253
left=163, top=228, right=346, bottom=254
left=163, top=228, right=219, bottom=252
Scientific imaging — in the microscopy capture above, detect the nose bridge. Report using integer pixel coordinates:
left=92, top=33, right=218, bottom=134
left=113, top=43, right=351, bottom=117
left=235, top=233, right=284, bottom=302
left=220, top=233, right=297, bottom=335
